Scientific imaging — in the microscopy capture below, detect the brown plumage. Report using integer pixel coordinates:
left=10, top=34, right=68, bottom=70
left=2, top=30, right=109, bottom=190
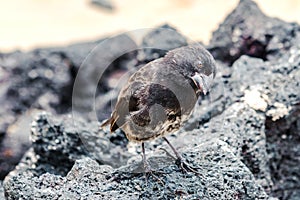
left=102, top=44, right=216, bottom=174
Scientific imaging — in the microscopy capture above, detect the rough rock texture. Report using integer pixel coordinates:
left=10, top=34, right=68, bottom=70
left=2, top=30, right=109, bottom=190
left=198, top=3, right=300, bottom=198
left=2, top=0, right=300, bottom=199
left=190, top=102, right=271, bottom=190
left=31, top=113, right=131, bottom=171
left=189, top=52, right=300, bottom=198
left=208, top=0, right=300, bottom=64
left=0, top=46, right=73, bottom=179
left=3, top=104, right=270, bottom=199
left=267, top=118, right=300, bottom=200
left=3, top=113, right=268, bottom=199
left=0, top=181, right=3, bottom=200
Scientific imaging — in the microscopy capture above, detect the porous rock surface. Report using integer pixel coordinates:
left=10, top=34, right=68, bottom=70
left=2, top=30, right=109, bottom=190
left=3, top=113, right=268, bottom=199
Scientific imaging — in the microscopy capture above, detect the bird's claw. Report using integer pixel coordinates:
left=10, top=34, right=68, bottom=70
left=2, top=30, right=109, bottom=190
left=175, top=158, right=200, bottom=175
left=143, top=162, right=165, bottom=185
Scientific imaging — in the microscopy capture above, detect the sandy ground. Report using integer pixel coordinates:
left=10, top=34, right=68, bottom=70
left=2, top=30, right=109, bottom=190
left=0, top=0, right=300, bottom=52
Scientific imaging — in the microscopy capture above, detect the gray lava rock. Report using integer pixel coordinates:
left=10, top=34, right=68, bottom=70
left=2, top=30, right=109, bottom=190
left=0, top=181, right=4, bottom=200
left=187, top=52, right=300, bottom=199
left=230, top=52, right=300, bottom=186
left=1, top=110, right=131, bottom=198
left=0, top=48, right=73, bottom=179
left=2, top=50, right=72, bottom=114
left=209, top=0, right=300, bottom=63
left=3, top=104, right=272, bottom=199
left=42, top=40, right=103, bottom=70
left=30, top=113, right=131, bottom=173
left=195, top=46, right=300, bottom=198
left=138, top=24, right=188, bottom=62
left=190, top=47, right=300, bottom=131
left=182, top=102, right=272, bottom=191
left=4, top=141, right=268, bottom=199
left=267, top=118, right=300, bottom=199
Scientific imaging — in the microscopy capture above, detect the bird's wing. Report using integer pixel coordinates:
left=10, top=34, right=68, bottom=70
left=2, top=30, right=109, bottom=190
left=101, top=61, right=158, bottom=132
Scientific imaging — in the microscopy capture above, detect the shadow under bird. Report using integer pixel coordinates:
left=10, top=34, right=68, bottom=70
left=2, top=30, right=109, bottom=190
left=101, top=44, right=216, bottom=177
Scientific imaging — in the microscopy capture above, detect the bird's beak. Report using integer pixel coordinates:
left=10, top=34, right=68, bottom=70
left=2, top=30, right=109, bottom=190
left=191, top=73, right=214, bottom=95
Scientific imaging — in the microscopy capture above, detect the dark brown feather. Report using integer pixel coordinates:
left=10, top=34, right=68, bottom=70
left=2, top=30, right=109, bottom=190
left=101, top=45, right=216, bottom=141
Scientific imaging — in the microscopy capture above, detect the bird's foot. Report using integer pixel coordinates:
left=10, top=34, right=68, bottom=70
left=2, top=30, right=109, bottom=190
left=143, top=162, right=165, bottom=185
left=175, top=158, right=200, bottom=175
left=105, top=160, right=166, bottom=185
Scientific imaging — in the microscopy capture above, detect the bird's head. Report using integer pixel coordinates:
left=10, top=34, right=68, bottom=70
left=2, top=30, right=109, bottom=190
left=166, top=44, right=216, bottom=95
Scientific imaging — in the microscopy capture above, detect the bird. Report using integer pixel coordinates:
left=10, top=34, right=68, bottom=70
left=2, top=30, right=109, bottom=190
left=101, top=44, right=216, bottom=176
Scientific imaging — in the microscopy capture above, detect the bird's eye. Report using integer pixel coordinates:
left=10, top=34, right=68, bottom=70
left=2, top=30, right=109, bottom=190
left=198, top=61, right=203, bottom=67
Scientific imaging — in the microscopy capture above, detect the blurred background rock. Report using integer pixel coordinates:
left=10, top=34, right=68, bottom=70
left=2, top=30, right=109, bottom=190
left=1, top=0, right=300, bottom=52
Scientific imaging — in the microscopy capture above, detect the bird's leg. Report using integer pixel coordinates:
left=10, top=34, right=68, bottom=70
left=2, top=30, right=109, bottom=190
left=163, top=137, right=199, bottom=174
left=142, top=142, right=150, bottom=173
left=141, top=143, right=164, bottom=184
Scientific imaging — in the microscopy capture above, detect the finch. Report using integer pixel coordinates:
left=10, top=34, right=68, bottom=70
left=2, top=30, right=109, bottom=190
left=102, top=44, right=216, bottom=174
